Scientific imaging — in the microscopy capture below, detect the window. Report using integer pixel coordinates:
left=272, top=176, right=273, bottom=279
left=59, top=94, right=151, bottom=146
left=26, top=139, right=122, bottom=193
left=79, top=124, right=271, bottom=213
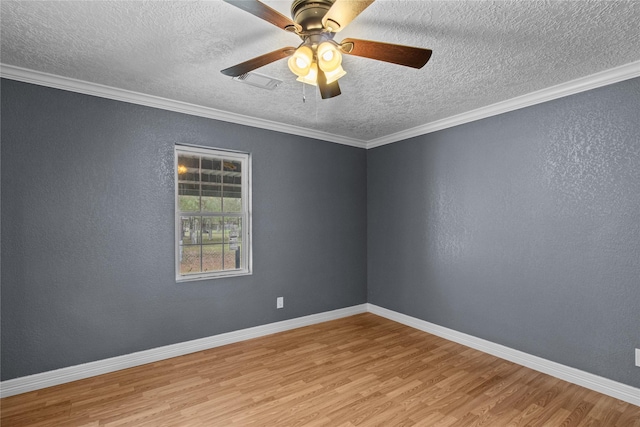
left=175, top=145, right=251, bottom=281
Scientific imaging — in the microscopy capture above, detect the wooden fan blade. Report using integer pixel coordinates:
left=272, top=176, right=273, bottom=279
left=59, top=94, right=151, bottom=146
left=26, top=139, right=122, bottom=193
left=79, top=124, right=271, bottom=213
left=317, top=69, right=341, bottom=99
left=322, top=0, right=375, bottom=32
left=223, top=0, right=301, bottom=33
left=221, top=47, right=296, bottom=77
left=340, top=38, right=432, bottom=69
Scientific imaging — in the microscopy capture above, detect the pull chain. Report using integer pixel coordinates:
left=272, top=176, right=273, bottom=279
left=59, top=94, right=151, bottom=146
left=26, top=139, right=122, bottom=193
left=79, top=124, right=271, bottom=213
left=315, top=83, right=319, bottom=123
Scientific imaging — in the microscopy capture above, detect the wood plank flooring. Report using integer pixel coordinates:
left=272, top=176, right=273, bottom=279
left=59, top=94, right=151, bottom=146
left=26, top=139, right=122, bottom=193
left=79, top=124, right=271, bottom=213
left=1, top=313, right=638, bottom=426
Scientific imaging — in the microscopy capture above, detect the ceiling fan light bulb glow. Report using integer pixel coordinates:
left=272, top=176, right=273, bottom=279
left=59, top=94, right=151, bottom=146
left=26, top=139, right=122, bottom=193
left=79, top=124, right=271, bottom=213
left=323, top=65, right=346, bottom=84
left=296, top=62, right=318, bottom=86
left=296, top=57, right=308, bottom=68
left=317, top=42, right=342, bottom=72
left=287, top=46, right=313, bottom=77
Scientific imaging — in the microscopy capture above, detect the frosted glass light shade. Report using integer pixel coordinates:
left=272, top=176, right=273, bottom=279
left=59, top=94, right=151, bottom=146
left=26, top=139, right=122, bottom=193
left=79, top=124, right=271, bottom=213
left=323, top=65, right=346, bottom=84
left=317, top=42, right=342, bottom=72
left=296, top=62, right=318, bottom=86
left=287, top=46, right=313, bottom=77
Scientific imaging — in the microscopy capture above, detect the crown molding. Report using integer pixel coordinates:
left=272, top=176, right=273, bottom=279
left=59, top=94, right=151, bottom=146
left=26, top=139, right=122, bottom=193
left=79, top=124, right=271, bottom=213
left=2, top=61, right=639, bottom=150
left=0, top=64, right=367, bottom=149
left=367, top=60, right=640, bottom=149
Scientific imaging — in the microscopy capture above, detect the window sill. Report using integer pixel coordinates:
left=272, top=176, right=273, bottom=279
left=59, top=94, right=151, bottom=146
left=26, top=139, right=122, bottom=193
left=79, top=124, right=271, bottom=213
left=176, top=269, right=252, bottom=282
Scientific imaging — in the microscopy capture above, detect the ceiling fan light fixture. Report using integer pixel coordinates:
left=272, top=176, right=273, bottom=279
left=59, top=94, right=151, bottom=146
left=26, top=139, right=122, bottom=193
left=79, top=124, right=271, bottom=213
left=221, top=0, right=433, bottom=99
left=317, top=42, right=342, bottom=73
left=296, top=62, right=318, bottom=86
left=287, top=45, right=313, bottom=77
left=323, top=65, right=346, bottom=84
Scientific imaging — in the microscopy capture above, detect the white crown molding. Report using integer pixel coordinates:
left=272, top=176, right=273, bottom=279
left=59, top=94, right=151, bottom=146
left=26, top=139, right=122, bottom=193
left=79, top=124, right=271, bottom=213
left=0, top=304, right=367, bottom=398
left=2, top=61, right=639, bottom=150
left=366, top=304, right=640, bottom=406
left=367, top=60, right=640, bottom=149
left=0, top=64, right=367, bottom=149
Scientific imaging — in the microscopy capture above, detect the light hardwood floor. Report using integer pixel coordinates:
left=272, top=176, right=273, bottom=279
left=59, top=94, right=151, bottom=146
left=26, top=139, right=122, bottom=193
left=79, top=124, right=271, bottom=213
left=1, top=313, right=638, bottom=426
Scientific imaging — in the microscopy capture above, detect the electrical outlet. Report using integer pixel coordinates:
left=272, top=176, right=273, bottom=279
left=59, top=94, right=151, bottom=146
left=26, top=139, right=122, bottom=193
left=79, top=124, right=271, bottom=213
left=277, top=297, right=284, bottom=309
left=636, top=349, right=640, bottom=367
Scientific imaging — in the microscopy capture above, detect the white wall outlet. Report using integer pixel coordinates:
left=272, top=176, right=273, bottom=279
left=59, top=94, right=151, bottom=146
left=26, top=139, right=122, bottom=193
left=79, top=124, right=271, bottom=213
left=277, top=297, right=284, bottom=309
left=636, top=348, right=640, bottom=367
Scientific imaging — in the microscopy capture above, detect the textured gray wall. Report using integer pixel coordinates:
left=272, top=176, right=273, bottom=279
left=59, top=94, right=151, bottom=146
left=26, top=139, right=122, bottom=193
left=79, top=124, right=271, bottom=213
left=0, top=79, right=367, bottom=380
left=368, top=78, right=640, bottom=387
left=3, top=76, right=639, bottom=389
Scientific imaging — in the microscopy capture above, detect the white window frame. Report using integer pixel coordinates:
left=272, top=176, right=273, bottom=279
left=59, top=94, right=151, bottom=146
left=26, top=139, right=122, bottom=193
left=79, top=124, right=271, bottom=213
left=175, top=144, right=252, bottom=281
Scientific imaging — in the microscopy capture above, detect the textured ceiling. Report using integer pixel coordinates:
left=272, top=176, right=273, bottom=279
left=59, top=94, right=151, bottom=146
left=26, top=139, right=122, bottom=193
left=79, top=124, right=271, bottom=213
left=2, top=1, right=640, bottom=143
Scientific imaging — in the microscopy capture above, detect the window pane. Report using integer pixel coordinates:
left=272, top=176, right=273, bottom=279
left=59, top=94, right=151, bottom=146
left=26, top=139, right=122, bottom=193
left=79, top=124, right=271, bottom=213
left=178, top=154, right=200, bottom=211
left=201, top=157, right=221, bottom=176
left=222, top=159, right=242, bottom=212
left=202, top=217, right=223, bottom=244
left=225, top=217, right=242, bottom=270
left=180, top=216, right=201, bottom=245
left=222, top=195, right=242, bottom=213
left=177, top=155, right=200, bottom=188
left=223, top=159, right=241, bottom=173
left=180, top=245, right=201, bottom=274
left=202, top=184, right=222, bottom=212
left=201, top=158, right=222, bottom=212
left=223, top=249, right=238, bottom=270
left=202, top=245, right=223, bottom=272
left=179, top=195, right=200, bottom=212
left=224, top=217, right=242, bottom=242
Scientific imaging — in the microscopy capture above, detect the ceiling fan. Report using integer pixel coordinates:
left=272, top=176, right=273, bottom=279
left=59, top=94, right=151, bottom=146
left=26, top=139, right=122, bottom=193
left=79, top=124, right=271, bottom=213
left=220, top=0, right=433, bottom=99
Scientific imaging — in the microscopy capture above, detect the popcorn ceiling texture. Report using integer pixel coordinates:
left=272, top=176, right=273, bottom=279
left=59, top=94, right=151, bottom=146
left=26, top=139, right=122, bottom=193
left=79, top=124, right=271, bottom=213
left=1, top=0, right=639, bottom=141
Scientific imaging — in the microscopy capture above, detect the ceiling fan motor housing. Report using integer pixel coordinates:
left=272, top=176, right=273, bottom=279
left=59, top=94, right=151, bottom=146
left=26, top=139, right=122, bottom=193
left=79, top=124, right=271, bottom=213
left=291, top=0, right=336, bottom=33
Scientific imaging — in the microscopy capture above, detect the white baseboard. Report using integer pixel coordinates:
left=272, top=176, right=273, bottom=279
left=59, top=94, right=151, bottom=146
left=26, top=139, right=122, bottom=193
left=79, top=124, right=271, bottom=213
left=366, top=304, right=640, bottom=406
left=2, top=303, right=638, bottom=406
left=0, top=304, right=367, bottom=398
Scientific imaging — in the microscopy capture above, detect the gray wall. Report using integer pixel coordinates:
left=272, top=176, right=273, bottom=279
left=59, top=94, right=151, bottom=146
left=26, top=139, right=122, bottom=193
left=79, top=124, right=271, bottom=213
left=368, top=78, right=640, bottom=387
left=2, top=76, right=639, bottom=389
left=0, top=79, right=368, bottom=380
